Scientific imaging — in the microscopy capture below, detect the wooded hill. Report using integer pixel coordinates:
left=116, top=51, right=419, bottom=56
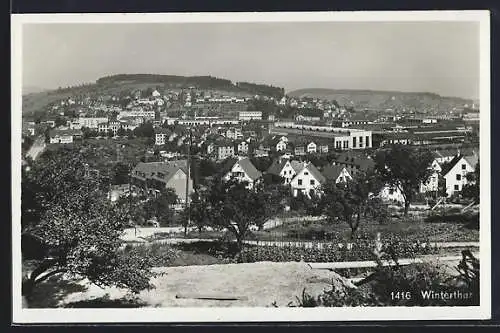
left=288, top=88, right=476, bottom=112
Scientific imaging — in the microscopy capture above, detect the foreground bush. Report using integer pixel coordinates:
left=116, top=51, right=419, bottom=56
left=289, top=250, right=479, bottom=307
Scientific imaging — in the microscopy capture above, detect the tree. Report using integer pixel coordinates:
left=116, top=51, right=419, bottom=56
left=112, top=162, right=130, bottom=185
left=461, top=161, right=479, bottom=204
left=206, top=178, right=272, bottom=251
left=143, top=189, right=178, bottom=226
left=184, top=190, right=210, bottom=233
left=116, top=127, right=126, bottom=137
left=21, top=147, right=158, bottom=300
left=54, top=116, right=66, bottom=127
left=322, top=171, right=383, bottom=239
left=133, top=122, right=154, bottom=139
left=375, top=145, right=434, bottom=216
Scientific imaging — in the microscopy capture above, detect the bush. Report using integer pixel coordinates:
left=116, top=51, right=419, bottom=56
left=425, top=212, right=479, bottom=227
left=289, top=250, right=480, bottom=307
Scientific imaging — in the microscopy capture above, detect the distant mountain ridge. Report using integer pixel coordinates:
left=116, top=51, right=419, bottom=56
left=287, top=88, right=477, bottom=111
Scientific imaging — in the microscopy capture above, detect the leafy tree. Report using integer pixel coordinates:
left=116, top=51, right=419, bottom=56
left=133, top=122, right=154, bottom=139
left=183, top=190, right=210, bottom=233
left=54, top=116, right=67, bottom=127
left=461, top=161, right=479, bottom=204
left=322, top=171, right=383, bottom=238
left=117, top=127, right=127, bottom=137
left=21, top=147, right=158, bottom=299
left=206, top=178, right=272, bottom=251
left=374, top=145, right=434, bottom=215
left=143, top=188, right=178, bottom=226
left=112, top=162, right=130, bottom=185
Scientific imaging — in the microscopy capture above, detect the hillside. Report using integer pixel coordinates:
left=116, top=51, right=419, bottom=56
left=22, top=86, right=47, bottom=95
left=22, top=74, right=285, bottom=115
left=288, top=88, right=476, bottom=112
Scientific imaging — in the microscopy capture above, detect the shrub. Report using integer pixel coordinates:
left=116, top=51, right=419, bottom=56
left=289, top=250, right=480, bottom=307
left=425, top=212, right=479, bottom=226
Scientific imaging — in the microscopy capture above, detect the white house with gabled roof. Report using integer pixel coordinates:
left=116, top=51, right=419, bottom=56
left=290, top=162, right=326, bottom=197
left=442, top=154, right=478, bottom=197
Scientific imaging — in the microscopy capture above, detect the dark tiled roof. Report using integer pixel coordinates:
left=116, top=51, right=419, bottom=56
left=49, top=129, right=83, bottom=137
left=322, top=165, right=346, bottom=181
left=237, top=157, right=262, bottom=181
left=440, top=155, right=462, bottom=175
left=464, top=155, right=479, bottom=169
left=290, top=160, right=307, bottom=174
left=267, top=159, right=288, bottom=176
left=131, top=160, right=188, bottom=182
left=303, top=163, right=326, bottom=184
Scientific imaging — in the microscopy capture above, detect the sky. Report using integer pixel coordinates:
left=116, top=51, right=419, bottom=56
left=22, top=21, right=480, bottom=99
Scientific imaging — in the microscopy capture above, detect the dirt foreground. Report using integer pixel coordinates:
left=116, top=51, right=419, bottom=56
left=49, top=262, right=353, bottom=308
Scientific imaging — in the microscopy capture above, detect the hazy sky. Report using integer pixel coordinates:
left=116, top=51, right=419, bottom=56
left=22, top=21, right=480, bottom=99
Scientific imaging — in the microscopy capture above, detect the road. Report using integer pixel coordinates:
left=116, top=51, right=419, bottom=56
left=26, top=136, right=46, bottom=161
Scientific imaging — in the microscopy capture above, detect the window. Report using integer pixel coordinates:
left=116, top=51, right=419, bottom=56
left=456, top=174, right=461, bottom=181
left=353, top=137, right=357, bottom=148
left=304, top=171, right=309, bottom=175
left=462, top=164, right=466, bottom=170
left=298, top=179, right=303, bottom=185
left=454, top=185, right=459, bottom=191
left=310, top=179, right=315, bottom=185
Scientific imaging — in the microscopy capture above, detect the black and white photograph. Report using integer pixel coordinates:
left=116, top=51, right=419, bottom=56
left=11, top=11, right=491, bottom=323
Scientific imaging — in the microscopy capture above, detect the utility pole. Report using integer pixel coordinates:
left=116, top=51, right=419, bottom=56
left=184, top=128, right=192, bottom=236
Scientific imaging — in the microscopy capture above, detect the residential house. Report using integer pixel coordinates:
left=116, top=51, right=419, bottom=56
left=419, top=159, right=442, bottom=194
left=129, top=160, right=193, bottom=203
left=267, top=158, right=307, bottom=185
left=236, top=140, right=249, bottom=155
left=155, top=128, right=171, bottom=146
left=49, top=129, right=82, bottom=144
left=98, top=122, right=109, bottom=134
left=225, top=127, right=243, bottom=140
left=331, top=152, right=375, bottom=176
left=223, top=157, right=262, bottom=189
left=108, top=121, right=121, bottom=135
left=253, top=149, right=269, bottom=158
left=210, top=142, right=235, bottom=160
left=276, top=139, right=287, bottom=152
left=239, top=111, right=262, bottom=121
left=442, top=154, right=479, bottom=197
left=290, top=162, right=326, bottom=197
left=79, top=117, right=109, bottom=129
left=307, top=141, right=317, bottom=154
left=321, top=165, right=353, bottom=184
left=432, top=149, right=459, bottom=164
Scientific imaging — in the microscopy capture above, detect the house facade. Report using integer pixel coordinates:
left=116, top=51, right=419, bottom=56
left=443, top=155, right=478, bottom=197
left=307, top=142, right=317, bottom=154
left=216, top=144, right=235, bottom=160
left=129, top=160, right=193, bottom=203
left=290, top=162, right=326, bottom=197
left=223, top=157, right=262, bottom=189
left=237, top=141, right=249, bottom=154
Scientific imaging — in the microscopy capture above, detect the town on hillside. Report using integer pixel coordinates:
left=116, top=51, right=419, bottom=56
left=20, top=78, right=481, bottom=309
